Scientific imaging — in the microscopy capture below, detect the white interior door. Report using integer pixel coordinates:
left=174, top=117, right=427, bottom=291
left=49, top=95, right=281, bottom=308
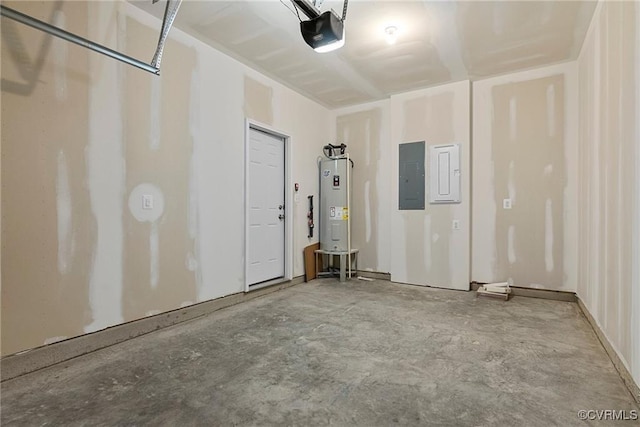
left=247, top=127, right=285, bottom=286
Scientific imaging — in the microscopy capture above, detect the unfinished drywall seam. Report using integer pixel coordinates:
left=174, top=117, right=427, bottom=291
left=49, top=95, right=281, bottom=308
left=187, top=61, right=211, bottom=301
left=507, top=225, right=516, bottom=264
left=56, top=150, right=73, bottom=275
left=560, top=67, right=580, bottom=295
left=85, top=2, right=125, bottom=333
left=186, top=156, right=200, bottom=279
left=545, top=199, right=554, bottom=273
left=127, top=183, right=165, bottom=291
left=507, top=161, right=516, bottom=204
left=546, top=84, right=556, bottom=137
left=187, top=63, right=202, bottom=298
left=364, top=180, right=371, bottom=243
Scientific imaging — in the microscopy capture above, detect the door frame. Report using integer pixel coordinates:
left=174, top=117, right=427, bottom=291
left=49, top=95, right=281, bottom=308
left=244, top=119, right=293, bottom=292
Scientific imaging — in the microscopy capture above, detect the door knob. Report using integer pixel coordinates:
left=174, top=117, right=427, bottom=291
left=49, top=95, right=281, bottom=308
left=279, top=205, right=284, bottom=210
left=278, top=214, right=285, bottom=221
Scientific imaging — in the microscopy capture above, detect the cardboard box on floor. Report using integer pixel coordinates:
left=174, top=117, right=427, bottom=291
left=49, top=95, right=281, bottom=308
left=303, top=243, right=320, bottom=282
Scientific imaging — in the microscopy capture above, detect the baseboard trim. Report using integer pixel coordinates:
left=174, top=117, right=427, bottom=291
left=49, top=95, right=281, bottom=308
left=577, top=297, right=640, bottom=404
left=1, top=276, right=305, bottom=382
left=470, top=281, right=577, bottom=302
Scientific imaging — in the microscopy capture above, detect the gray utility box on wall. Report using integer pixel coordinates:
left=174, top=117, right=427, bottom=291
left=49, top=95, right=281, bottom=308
left=319, top=157, right=351, bottom=252
left=399, top=141, right=425, bottom=210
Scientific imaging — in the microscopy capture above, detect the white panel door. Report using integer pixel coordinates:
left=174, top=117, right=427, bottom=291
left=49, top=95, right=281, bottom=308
left=247, top=127, right=285, bottom=286
left=429, top=144, right=461, bottom=203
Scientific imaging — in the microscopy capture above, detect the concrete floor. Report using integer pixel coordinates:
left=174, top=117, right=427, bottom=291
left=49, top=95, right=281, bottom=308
left=1, top=279, right=638, bottom=426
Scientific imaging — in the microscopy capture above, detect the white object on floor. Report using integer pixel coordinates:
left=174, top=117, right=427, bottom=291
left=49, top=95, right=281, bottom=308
left=477, top=281, right=512, bottom=300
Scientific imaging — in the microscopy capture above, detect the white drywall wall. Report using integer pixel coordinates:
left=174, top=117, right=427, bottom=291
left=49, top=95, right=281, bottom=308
left=389, top=81, right=471, bottom=290
left=472, top=62, right=578, bottom=291
left=576, top=0, right=640, bottom=390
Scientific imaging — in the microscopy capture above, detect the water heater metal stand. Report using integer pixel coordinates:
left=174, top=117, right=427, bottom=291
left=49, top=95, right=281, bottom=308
left=314, top=248, right=359, bottom=282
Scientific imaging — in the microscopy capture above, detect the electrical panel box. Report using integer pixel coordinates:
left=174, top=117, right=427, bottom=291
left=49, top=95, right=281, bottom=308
left=320, top=158, right=351, bottom=252
left=398, top=141, right=425, bottom=210
left=429, top=144, right=461, bottom=204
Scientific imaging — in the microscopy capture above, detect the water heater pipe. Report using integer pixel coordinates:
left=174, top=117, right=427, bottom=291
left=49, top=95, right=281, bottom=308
left=347, top=152, right=351, bottom=279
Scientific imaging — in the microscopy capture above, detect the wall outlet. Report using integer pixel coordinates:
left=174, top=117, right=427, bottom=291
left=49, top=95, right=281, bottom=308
left=142, top=194, right=154, bottom=210
left=452, top=220, right=461, bottom=230
left=503, top=198, right=512, bottom=209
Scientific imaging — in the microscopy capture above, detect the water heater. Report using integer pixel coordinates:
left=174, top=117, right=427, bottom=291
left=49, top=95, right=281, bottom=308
left=319, top=147, right=352, bottom=252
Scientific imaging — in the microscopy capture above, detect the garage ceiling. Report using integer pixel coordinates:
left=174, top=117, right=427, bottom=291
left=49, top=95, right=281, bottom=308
left=130, top=0, right=597, bottom=108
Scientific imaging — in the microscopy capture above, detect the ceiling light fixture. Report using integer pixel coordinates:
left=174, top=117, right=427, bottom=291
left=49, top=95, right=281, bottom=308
left=385, top=25, right=398, bottom=45
left=294, top=0, right=348, bottom=53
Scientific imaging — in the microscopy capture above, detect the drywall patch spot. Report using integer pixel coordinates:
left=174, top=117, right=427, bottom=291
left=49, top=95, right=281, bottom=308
left=145, top=310, right=162, bottom=317
left=186, top=252, right=198, bottom=271
left=244, top=76, right=273, bottom=125
left=180, top=301, right=194, bottom=308
left=128, top=183, right=165, bottom=223
left=544, top=164, right=553, bottom=175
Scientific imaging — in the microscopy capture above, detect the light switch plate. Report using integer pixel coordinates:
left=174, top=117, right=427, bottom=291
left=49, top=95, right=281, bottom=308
left=503, top=198, right=512, bottom=209
left=452, top=220, right=460, bottom=230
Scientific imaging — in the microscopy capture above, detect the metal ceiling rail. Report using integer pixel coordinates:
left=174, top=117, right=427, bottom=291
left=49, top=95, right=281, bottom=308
left=292, top=0, right=321, bottom=19
left=0, top=4, right=160, bottom=75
